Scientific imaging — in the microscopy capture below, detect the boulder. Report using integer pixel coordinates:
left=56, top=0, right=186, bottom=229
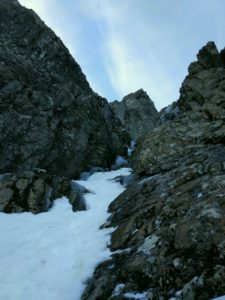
left=0, top=170, right=51, bottom=213
left=0, top=169, right=87, bottom=214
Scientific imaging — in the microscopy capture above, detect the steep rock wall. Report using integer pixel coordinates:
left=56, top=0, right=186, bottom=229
left=0, top=0, right=128, bottom=178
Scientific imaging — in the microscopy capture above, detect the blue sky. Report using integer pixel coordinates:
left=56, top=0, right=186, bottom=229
left=19, top=0, right=225, bottom=110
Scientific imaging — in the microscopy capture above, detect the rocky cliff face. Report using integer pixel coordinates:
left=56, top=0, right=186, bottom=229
left=0, top=0, right=129, bottom=179
left=110, top=89, right=159, bottom=140
left=82, top=42, right=225, bottom=299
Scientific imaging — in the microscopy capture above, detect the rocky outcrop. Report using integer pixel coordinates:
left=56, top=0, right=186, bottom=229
left=82, top=42, right=225, bottom=299
left=178, top=41, right=225, bottom=115
left=0, top=0, right=128, bottom=179
left=159, top=41, right=225, bottom=125
left=134, top=42, right=225, bottom=176
left=0, top=169, right=87, bottom=214
left=110, top=89, right=159, bottom=140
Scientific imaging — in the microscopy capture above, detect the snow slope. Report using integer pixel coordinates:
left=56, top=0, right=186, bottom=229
left=0, top=168, right=131, bottom=300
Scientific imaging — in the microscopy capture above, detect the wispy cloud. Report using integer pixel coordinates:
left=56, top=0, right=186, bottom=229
left=76, top=0, right=225, bottom=109
left=78, top=0, right=184, bottom=108
left=19, top=0, right=225, bottom=110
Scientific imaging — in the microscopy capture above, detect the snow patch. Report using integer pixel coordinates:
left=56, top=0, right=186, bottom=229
left=168, top=290, right=182, bottom=299
left=112, top=283, right=125, bottom=296
left=128, top=140, right=136, bottom=156
left=138, top=234, right=159, bottom=255
left=138, top=174, right=159, bottom=185
left=123, top=291, right=148, bottom=299
left=197, top=192, right=203, bottom=198
left=111, top=248, right=132, bottom=255
left=173, top=258, right=181, bottom=268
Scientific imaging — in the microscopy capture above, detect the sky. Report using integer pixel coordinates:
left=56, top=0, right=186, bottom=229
left=19, top=0, right=225, bottom=110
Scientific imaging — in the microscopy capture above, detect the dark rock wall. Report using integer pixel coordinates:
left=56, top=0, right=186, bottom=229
left=0, top=0, right=128, bottom=178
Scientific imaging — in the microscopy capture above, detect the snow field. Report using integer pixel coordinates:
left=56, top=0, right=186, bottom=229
left=0, top=168, right=131, bottom=300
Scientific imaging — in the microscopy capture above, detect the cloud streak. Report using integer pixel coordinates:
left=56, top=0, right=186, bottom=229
left=78, top=0, right=186, bottom=108
left=19, top=0, right=225, bottom=110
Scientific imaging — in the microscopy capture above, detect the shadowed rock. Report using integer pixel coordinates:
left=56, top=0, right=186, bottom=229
left=0, top=0, right=128, bottom=178
left=0, top=169, right=87, bottom=214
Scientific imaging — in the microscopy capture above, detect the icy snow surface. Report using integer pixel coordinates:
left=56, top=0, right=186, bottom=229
left=0, top=168, right=131, bottom=300
left=112, top=283, right=125, bottom=296
left=123, top=291, right=148, bottom=299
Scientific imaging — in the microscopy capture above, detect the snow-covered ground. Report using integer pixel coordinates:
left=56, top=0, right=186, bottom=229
left=0, top=168, right=131, bottom=300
